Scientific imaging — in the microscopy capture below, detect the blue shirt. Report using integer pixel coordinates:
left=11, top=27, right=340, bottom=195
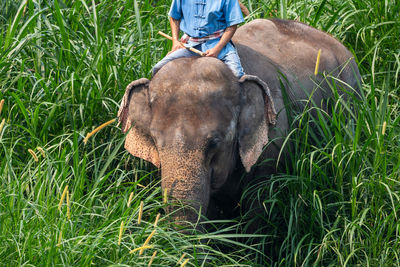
left=169, top=0, right=244, bottom=38
left=168, top=0, right=244, bottom=59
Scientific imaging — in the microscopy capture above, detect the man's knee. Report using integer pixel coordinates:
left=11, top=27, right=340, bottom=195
left=152, top=48, right=195, bottom=76
left=222, top=52, right=244, bottom=78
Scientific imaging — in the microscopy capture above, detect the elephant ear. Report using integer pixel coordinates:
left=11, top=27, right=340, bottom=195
left=117, top=78, right=160, bottom=168
left=238, top=75, right=277, bottom=172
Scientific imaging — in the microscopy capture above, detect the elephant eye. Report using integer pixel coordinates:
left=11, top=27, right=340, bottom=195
left=206, top=137, right=221, bottom=157
left=209, top=139, right=218, bottom=148
left=208, top=137, right=221, bottom=148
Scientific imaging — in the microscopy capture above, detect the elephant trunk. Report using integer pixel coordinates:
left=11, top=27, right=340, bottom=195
left=159, top=148, right=210, bottom=225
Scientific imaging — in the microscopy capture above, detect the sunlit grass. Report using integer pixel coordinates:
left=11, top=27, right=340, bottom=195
left=0, top=0, right=399, bottom=265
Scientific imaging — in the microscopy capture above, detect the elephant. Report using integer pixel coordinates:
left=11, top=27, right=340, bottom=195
left=118, top=19, right=361, bottom=225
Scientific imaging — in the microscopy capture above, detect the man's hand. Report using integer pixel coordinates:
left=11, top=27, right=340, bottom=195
left=205, top=46, right=222, bottom=58
left=205, top=25, right=237, bottom=58
left=169, top=39, right=185, bottom=54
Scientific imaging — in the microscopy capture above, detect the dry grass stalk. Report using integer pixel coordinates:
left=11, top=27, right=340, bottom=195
left=36, top=147, right=45, bottom=157
left=314, top=49, right=322, bottom=75
left=148, top=250, right=158, bottom=267
left=0, top=118, right=5, bottom=133
left=153, top=213, right=161, bottom=227
left=178, top=253, right=186, bottom=264
left=129, top=245, right=153, bottom=254
left=28, top=149, right=38, bottom=162
left=138, top=201, right=143, bottom=225
left=140, top=229, right=156, bottom=255
left=58, top=185, right=69, bottom=211
left=127, top=192, right=134, bottom=207
left=118, top=221, right=124, bottom=245
left=66, top=189, right=70, bottom=220
left=57, top=231, right=62, bottom=247
left=163, top=188, right=168, bottom=204
left=0, top=99, right=4, bottom=116
left=83, top=118, right=116, bottom=144
left=382, top=121, right=387, bottom=135
left=180, top=258, right=189, bottom=267
left=23, top=1, right=28, bottom=16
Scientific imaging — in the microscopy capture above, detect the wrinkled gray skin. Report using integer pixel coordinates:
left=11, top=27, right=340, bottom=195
left=118, top=19, right=361, bottom=225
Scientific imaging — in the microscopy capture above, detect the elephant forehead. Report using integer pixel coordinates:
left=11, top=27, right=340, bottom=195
left=151, top=99, right=238, bottom=142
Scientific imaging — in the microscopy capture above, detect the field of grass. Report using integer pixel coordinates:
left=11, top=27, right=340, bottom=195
left=0, top=0, right=399, bottom=266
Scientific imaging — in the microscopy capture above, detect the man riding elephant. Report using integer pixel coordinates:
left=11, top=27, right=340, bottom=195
left=152, top=0, right=250, bottom=78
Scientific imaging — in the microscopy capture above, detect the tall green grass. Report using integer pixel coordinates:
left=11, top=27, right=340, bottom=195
left=242, top=0, right=400, bottom=265
left=0, top=0, right=399, bottom=266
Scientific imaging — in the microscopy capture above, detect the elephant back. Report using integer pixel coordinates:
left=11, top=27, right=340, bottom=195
left=233, top=19, right=361, bottom=107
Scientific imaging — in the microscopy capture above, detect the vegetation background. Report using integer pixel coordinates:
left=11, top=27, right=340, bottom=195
left=0, top=0, right=399, bottom=266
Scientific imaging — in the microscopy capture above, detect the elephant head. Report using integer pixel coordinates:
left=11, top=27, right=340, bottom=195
left=118, top=57, right=276, bottom=223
